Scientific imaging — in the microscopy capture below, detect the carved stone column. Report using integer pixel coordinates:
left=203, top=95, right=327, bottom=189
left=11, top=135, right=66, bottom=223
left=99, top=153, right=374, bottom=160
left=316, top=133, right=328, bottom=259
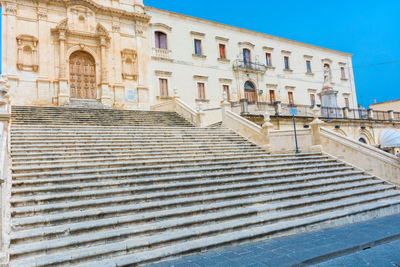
left=58, top=30, right=69, bottom=106
left=99, top=36, right=112, bottom=107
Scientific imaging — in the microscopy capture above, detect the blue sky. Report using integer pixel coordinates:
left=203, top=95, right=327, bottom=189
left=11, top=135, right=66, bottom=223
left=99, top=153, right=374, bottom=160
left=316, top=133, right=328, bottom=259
left=1, top=1, right=399, bottom=108
left=145, top=0, right=400, bottom=108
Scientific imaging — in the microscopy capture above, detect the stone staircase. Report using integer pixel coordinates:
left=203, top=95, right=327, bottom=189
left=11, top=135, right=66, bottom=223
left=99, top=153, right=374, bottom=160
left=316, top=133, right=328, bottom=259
left=61, top=99, right=112, bottom=109
left=8, top=106, right=400, bottom=266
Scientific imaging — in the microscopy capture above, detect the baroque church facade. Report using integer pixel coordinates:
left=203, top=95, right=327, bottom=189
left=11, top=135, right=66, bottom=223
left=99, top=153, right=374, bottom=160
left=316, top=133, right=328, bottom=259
left=1, top=0, right=358, bottom=112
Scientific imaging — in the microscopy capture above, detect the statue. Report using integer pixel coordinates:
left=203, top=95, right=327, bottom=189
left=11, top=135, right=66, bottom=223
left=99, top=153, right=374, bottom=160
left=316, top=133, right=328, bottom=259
left=323, top=64, right=331, bottom=85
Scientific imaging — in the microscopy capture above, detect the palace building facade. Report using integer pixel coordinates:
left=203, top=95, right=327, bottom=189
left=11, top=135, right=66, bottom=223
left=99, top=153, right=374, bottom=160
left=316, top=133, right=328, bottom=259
left=1, top=0, right=358, bottom=111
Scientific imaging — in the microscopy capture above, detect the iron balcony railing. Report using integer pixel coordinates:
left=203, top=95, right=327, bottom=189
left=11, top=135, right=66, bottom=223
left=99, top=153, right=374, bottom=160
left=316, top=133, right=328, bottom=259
left=236, top=99, right=400, bottom=122
left=233, top=59, right=267, bottom=73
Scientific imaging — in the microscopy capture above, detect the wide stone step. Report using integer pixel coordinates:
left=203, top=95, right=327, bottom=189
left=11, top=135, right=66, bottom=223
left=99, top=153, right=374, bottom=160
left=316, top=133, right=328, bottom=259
left=10, top=147, right=266, bottom=159
left=12, top=159, right=340, bottom=180
left=11, top=185, right=395, bottom=249
left=11, top=140, right=251, bottom=149
left=12, top=165, right=353, bottom=200
left=10, top=151, right=270, bottom=165
left=11, top=155, right=328, bottom=174
left=12, top=164, right=354, bottom=194
left=11, top=173, right=375, bottom=217
left=10, top=192, right=400, bottom=266
left=11, top=144, right=260, bottom=155
left=11, top=167, right=364, bottom=202
left=12, top=176, right=382, bottom=229
left=10, top=150, right=269, bottom=163
left=10, top=175, right=380, bottom=243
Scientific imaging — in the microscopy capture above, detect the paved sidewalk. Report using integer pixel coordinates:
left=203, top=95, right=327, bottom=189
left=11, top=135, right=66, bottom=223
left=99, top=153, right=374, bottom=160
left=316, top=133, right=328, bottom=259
left=317, top=239, right=400, bottom=267
left=146, top=214, right=400, bottom=267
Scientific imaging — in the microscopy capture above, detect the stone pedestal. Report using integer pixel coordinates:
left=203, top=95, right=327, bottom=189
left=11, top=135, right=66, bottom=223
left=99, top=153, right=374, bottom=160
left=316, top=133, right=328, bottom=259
left=58, top=80, right=70, bottom=106
left=320, top=88, right=338, bottom=108
left=319, top=87, right=338, bottom=117
left=100, top=84, right=113, bottom=107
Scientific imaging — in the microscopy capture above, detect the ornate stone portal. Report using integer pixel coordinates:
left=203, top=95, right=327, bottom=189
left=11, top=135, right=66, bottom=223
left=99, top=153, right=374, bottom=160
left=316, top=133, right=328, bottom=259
left=1, top=0, right=150, bottom=108
left=69, top=51, right=97, bottom=99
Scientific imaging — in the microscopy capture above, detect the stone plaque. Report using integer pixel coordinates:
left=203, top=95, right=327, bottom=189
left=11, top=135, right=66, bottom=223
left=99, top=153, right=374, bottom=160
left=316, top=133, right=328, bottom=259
left=125, top=88, right=137, bottom=102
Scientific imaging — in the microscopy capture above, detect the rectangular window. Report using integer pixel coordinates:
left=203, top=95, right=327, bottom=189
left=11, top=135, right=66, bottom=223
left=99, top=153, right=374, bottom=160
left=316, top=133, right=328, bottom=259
left=345, top=97, right=350, bottom=108
left=306, top=60, right=312, bottom=73
left=155, top=32, right=167, bottom=50
left=194, top=39, right=202, bottom=55
left=159, top=78, right=168, bottom=97
left=288, top=91, right=294, bottom=105
left=284, top=56, right=290, bottom=70
left=223, top=85, right=230, bottom=100
left=243, top=49, right=251, bottom=65
left=341, top=67, right=346, bottom=79
left=266, top=53, right=272, bottom=66
left=269, top=90, right=276, bottom=103
left=219, top=44, right=226, bottom=59
left=198, top=82, right=206, bottom=99
left=310, top=94, right=316, bottom=106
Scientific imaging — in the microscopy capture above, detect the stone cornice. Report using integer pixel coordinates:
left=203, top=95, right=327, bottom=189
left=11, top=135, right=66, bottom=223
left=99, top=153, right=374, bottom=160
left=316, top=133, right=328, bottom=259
left=37, top=0, right=151, bottom=22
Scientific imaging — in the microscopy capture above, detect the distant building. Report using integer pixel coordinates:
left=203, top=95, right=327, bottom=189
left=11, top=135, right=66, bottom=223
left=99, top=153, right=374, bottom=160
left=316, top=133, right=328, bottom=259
left=370, top=99, right=400, bottom=112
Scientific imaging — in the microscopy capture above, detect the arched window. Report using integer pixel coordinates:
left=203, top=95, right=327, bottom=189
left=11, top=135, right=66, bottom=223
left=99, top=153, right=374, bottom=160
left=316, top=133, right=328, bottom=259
left=359, top=138, right=367, bottom=144
left=244, top=81, right=255, bottom=90
left=155, top=31, right=167, bottom=50
left=243, top=49, right=251, bottom=65
left=244, top=81, right=256, bottom=104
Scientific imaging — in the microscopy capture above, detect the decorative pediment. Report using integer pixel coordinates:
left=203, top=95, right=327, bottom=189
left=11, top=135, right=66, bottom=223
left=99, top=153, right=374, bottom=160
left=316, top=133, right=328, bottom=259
left=67, top=5, right=97, bottom=33
left=56, top=18, right=68, bottom=31
left=151, top=23, right=172, bottom=32
left=96, top=23, right=110, bottom=38
left=238, top=42, right=255, bottom=48
left=56, top=0, right=151, bottom=22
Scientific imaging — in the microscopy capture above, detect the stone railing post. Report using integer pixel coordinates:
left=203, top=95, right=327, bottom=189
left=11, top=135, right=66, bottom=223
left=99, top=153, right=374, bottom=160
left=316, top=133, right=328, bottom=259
left=261, top=110, right=274, bottom=152
left=310, top=106, right=324, bottom=152
left=389, top=110, right=395, bottom=121
left=368, top=109, right=374, bottom=120
left=274, top=101, right=282, bottom=116
left=196, top=102, right=205, bottom=128
left=343, top=107, right=349, bottom=119
left=172, top=88, right=179, bottom=111
left=221, top=91, right=231, bottom=125
left=240, top=99, right=249, bottom=115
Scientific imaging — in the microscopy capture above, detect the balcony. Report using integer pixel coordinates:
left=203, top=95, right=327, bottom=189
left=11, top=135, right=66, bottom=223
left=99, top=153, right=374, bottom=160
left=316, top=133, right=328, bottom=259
left=152, top=48, right=172, bottom=62
left=235, top=99, right=400, bottom=122
left=233, top=59, right=267, bottom=74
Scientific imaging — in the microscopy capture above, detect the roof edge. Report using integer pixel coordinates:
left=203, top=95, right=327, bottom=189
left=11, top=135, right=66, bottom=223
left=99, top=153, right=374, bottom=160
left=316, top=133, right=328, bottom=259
left=145, top=6, right=353, bottom=57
